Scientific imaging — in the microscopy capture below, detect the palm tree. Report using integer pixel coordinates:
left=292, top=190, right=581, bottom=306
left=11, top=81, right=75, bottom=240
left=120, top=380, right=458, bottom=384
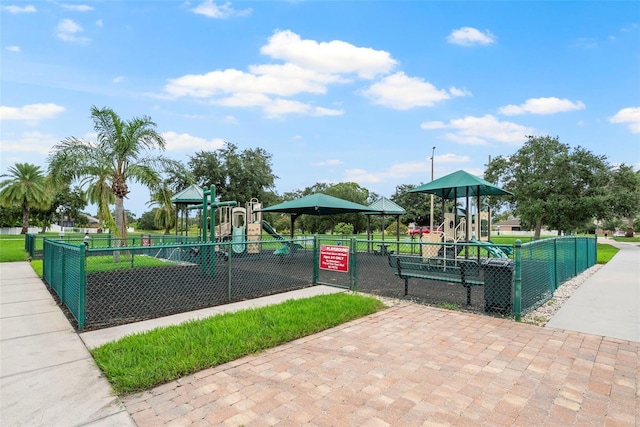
left=0, top=163, right=50, bottom=234
left=49, top=106, right=176, bottom=241
left=148, top=182, right=176, bottom=234
left=81, top=161, right=116, bottom=233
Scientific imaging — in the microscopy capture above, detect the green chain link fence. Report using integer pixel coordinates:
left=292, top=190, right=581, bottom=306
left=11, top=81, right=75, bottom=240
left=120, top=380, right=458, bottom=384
left=515, top=236, right=597, bottom=320
left=44, top=236, right=316, bottom=329
left=43, top=239, right=86, bottom=328
left=41, top=234, right=596, bottom=330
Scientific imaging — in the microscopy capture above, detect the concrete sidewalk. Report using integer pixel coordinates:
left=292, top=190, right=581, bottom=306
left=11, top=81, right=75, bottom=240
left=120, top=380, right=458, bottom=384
left=546, top=240, right=640, bottom=342
left=0, top=261, right=344, bottom=426
left=0, top=262, right=135, bottom=427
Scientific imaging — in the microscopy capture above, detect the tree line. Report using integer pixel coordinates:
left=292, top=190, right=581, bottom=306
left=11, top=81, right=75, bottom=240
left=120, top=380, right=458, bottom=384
left=1, top=107, right=638, bottom=238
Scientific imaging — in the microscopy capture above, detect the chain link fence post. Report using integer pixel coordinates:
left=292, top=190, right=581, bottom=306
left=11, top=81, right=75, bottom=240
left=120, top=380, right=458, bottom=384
left=350, top=238, right=357, bottom=292
left=513, top=239, right=522, bottom=321
left=78, top=243, right=86, bottom=330
left=313, top=236, right=319, bottom=284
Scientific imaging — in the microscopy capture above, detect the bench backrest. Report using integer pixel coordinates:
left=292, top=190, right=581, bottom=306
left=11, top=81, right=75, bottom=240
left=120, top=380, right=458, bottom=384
left=389, top=254, right=481, bottom=278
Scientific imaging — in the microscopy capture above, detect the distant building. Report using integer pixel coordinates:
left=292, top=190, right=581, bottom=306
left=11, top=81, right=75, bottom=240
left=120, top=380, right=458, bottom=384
left=493, top=218, right=523, bottom=232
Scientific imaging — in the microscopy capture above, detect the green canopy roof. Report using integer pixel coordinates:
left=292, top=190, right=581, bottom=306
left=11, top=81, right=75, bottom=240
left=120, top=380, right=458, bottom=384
left=171, top=184, right=204, bottom=204
left=410, top=170, right=512, bottom=199
left=258, top=193, right=379, bottom=216
left=365, top=197, right=406, bottom=215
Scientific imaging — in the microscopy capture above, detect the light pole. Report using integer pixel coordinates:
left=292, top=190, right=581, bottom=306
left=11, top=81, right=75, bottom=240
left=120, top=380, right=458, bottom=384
left=429, top=146, right=435, bottom=233
left=56, top=205, right=64, bottom=239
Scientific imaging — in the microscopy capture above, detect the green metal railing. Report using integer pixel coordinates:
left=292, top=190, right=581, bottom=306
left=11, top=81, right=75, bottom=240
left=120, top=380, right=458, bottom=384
left=513, top=236, right=597, bottom=320
left=41, top=234, right=597, bottom=329
left=43, top=239, right=86, bottom=329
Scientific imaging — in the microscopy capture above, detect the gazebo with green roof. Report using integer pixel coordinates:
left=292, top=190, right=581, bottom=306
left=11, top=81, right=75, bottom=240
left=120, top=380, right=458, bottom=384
left=365, top=196, right=406, bottom=254
left=171, top=184, right=204, bottom=236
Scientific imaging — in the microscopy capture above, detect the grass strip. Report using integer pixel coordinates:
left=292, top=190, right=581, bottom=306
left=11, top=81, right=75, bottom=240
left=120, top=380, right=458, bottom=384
left=91, top=292, right=385, bottom=395
left=85, top=254, right=176, bottom=272
left=0, top=237, right=28, bottom=262
left=596, top=243, right=619, bottom=264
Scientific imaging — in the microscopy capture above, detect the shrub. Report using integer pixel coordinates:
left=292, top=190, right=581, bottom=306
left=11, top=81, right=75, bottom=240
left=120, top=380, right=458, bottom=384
left=334, top=222, right=354, bottom=235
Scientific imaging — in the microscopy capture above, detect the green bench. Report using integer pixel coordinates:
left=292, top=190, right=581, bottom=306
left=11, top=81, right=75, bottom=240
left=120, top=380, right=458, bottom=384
left=388, top=254, right=483, bottom=304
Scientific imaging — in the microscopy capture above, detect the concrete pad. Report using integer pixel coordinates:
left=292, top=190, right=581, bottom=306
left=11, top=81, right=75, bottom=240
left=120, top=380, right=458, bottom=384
left=547, top=241, right=640, bottom=342
left=83, top=411, right=137, bottom=427
left=1, top=358, right=133, bottom=427
left=0, top=262, right=39, bottom=280
left=80, top=285, right=346, bottom=349
left=0, top=277, right=44, bottom=292
left=1, top=280, right=49, bottom=294
left=1, top=330, right=91, bottom=377
left=0, top=298, right=60, bottom=318
left=0, top=288, right=52, bottom=304
left=0, top=310, right=72, bottom=340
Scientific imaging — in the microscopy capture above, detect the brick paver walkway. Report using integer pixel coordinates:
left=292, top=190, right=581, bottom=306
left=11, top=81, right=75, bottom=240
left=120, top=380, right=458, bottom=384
left=123, top=303, right=639, bottom=426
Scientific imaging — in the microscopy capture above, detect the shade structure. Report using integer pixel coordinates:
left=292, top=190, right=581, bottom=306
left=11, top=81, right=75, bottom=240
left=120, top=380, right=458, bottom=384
left=409, top=170, right=512, bottom=198
left=171, top=184, right=205, bottom=237
left=364, top=197, right=406, bottom=216
left=258, top=193, right=379, bottom=216
left=171, top=184, right=204, bottom=204
left=365, top=196, right=406, bottom=245
left=410, top=170, right=512, bottom=244
left=258, top=193, right=381, bottom=239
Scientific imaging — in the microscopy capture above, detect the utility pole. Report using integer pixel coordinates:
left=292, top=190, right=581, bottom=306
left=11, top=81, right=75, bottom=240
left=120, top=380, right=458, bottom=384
left=430, top=146, right=435, bottom=232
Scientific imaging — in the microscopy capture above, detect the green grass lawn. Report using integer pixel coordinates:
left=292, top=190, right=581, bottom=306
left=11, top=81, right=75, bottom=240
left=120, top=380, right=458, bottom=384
left=597, top=243, right=619, bottom=264
left=0, top=235, right=28, bottom=262
left=91, top=292, right=385, bottom=394
left=85, top=254, right=177, bottom=272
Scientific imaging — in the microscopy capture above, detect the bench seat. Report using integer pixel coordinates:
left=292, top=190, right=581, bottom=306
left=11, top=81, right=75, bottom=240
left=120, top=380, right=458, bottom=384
left=388, top=254, right=484, bottom=303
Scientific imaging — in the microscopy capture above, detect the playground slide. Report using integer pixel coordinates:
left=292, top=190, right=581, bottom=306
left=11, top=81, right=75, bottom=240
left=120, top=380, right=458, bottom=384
left=262, top=221, right=284, bottom=240
left=474, top=239, right=510, bottom=258
left=231, top=227, right=245, bottom=253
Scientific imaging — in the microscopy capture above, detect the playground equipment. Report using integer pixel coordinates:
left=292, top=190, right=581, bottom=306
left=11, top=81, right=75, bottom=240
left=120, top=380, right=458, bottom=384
left=196, top=187, right=291, bottom=256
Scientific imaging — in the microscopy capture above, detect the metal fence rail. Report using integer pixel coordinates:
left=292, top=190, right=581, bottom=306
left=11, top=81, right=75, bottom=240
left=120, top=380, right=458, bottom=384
left=516, top=236, right=597, bottom=318
left=41, top=235, right=597, bottom=330
left=43, top=239, right=86, bottom=328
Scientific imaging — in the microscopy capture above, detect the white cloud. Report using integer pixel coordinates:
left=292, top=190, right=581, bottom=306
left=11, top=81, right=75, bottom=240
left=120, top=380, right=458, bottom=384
left=167, top=67, right=345, bottom=118
left=60, top=4, right=93, bottom=12
left=166, top=66, right=338, bottom=98
left=337, top=154, right=471, bottom=186
left=6, top=45, right=20, bottom=52
left=112, top=76, right=125, bottom=83
left=190, top=1, right=252, bottom=19
left=2, top=5, right=36, bottom=13
left=96, top=19, right=103, bottom=27
left=162, top=131, right=225, bottom=151
left=499, top=97, right=586, bottom=115
left=261, top=30, right=397, bottom=79
left=312, top=159, right=343, bottom=167
left=435, top=153, right=471, bottom=163
left=610, top=107, right=640, bottom=133
left=1, top=131, right=59, bottom=153
left=0, top=103, right=66, bottom=121
left=449, top=86, right=472, bottom=97
left=420, top=121, right=446, bottom=130
left=447, top=27, right=496, bottom=46
left=223, top=115, right=238, bottom=124
left=260, top=99, right=344, bottom=118
left=421, top=114, right=533, bottom=145
left=56, top=18, right=90, bottom=44
left=344, top=160, right=430, bottom=184
left=362, top=72, right=450, bottom=110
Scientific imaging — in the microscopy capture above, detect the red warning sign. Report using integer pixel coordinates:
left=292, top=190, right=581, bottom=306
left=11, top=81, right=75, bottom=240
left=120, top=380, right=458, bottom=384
left=319, top=244, right=350, bottom=272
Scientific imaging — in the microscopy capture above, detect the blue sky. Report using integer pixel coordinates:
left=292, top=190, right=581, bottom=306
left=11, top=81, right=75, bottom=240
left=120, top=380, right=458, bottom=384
left=1, top=1, right=639, bottom=217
